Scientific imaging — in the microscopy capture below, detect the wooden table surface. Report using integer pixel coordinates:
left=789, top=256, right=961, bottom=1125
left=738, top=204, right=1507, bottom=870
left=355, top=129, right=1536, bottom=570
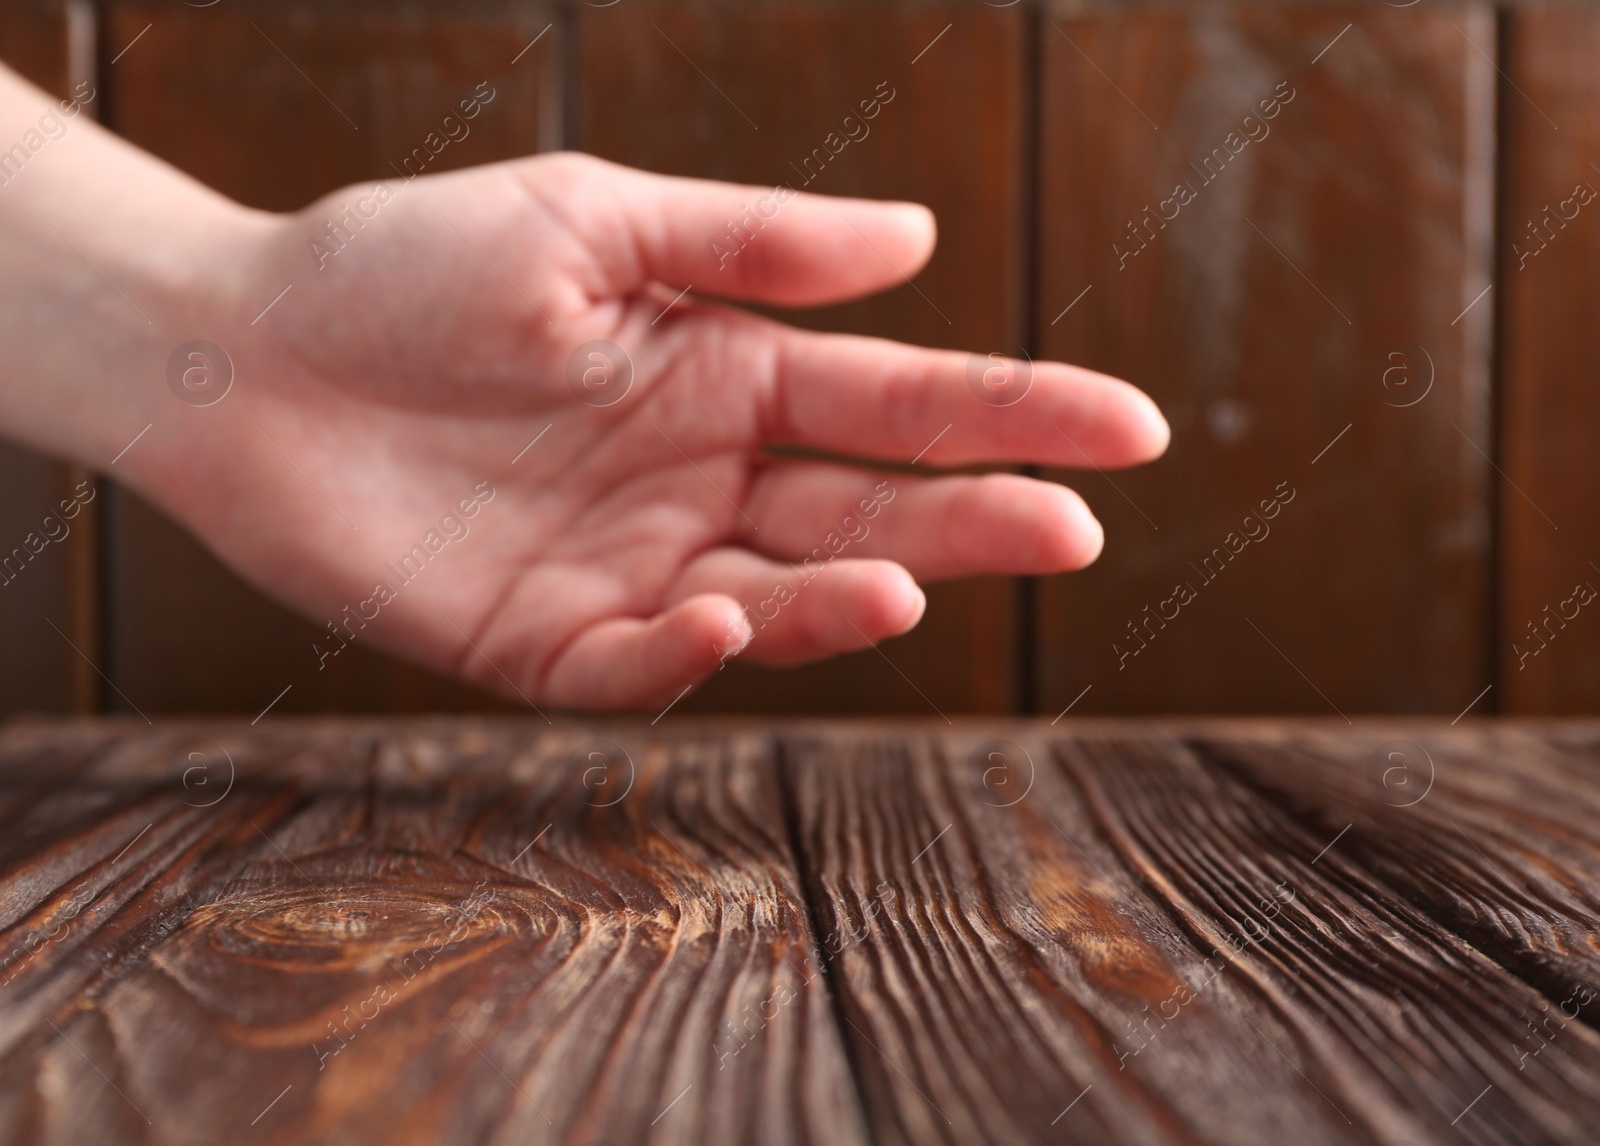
left=2, top=717, right=1598, bottom=1145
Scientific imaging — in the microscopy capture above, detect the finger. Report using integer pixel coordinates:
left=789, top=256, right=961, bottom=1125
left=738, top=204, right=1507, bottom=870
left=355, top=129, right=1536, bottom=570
left=757, top=325, right=1170, bottom=468
left=528, top=153, right=936, bottom=307
left=538, top=592, right=752, bottom=710
left=742, top=463, right=1104, bottom=579
left=667, top=548, right=925, bottom=667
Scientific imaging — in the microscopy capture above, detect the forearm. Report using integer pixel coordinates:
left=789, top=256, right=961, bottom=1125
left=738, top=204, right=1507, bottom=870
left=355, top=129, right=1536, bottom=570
left=0, top=62, right=269, bottom=486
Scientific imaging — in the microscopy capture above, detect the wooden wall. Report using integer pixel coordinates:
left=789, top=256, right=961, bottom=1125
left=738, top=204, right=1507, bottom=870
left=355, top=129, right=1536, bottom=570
left=0, top=0, right=1594, bottom=717
left=1036, top=4, right=1496, bottom=716
left=1498, top=5, right=1600, bottom=714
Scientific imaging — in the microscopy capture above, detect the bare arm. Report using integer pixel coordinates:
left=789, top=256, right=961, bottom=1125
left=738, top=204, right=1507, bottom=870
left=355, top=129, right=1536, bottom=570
left=0, top=62, right=1169, bottom=710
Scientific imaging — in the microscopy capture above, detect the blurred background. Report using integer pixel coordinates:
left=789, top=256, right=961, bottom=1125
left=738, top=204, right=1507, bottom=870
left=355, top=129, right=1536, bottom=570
left=1, top=0, right=1595, bottom=720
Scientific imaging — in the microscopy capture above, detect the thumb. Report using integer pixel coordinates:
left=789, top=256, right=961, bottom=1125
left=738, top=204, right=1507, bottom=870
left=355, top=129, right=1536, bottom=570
left=526, top=152, right=936, bottom=307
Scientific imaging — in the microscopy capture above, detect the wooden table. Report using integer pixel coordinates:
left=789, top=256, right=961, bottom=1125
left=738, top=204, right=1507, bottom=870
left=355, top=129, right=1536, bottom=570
left=2, top=718, right=1598, bottom=1145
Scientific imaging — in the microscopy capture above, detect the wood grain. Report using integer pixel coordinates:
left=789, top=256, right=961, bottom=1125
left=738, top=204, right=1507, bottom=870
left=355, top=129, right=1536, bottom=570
left=100, top=0, right=559, bottom=714
left=0, top=0, right=98, bottom=718
left=1195, top=725, right=1600, bottom=1015
left=3, top=717, right=1600, bottom=1143
left=783, top=721, right=1600, bottom=1144
left=0, top=719, right=868, bottom=1145
left=1035, top=4, right=1497, bottom=715
left=574, top=1, right=1028, bottom=715
left=1497, top=6, right=1600, bottom=712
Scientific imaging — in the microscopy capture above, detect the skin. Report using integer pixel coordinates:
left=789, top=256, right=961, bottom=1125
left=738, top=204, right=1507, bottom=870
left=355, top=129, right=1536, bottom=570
left=0, top=63, right=1168, bottom=710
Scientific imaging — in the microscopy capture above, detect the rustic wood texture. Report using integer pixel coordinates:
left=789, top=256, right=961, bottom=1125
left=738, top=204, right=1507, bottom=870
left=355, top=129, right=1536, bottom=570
left=0, top=0, right=98, bottom=718
left=574, top=1, right=1027, bottom=715
left=99, top=0, right=559, bottom=714
left=1497, top=6, right=1600, bottom=713
left=1196, top=727, right=1600, bottom=1012
left=0, top=719, right=868, bottom=1145
left=1035, top=4, right=1497, bottom=716
left=784, top=720, right=1600, bottom=1144
left=4, top=717, right=1600, bottom=1144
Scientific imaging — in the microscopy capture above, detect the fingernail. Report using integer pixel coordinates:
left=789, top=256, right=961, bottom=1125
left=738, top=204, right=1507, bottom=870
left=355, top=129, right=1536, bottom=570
left=719, top=614, right=755, bottom=657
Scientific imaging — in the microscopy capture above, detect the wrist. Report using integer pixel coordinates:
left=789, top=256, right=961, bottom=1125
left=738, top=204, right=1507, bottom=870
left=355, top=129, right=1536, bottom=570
left=0, top=63, right=277, bottom=498
left=100, top=202, right=281, bottom=510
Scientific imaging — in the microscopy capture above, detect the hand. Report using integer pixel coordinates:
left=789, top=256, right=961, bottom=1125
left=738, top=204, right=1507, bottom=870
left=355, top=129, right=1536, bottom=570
left=0, top=67, right=1167, bottom=713
left=34, top=142, right=1170, bottom=710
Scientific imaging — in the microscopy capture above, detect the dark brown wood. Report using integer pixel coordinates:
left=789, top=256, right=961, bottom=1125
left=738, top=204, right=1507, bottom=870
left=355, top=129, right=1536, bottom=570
left=0, top=0, right=98, bottom=718
left=1194, top=725, right=1600, bottom=1008
left=0, top=456, right=96, bottom=716
left=1035, top=4, right=1497, bottom=716
left=100, top=0, right=559, bottom=714
left=574, top=1, right=1028, bottom=715
left=0, top=718, right=869, bottom=1145
left=4, top=716, right=1600, bottom=1145
left=785, top=719, right=1600, bottom=1144
left=103, top=508, right=519, bottom=715
left=0, top=0, right=81, bottom=97
left=1498, top=6, right=1600, bottom=713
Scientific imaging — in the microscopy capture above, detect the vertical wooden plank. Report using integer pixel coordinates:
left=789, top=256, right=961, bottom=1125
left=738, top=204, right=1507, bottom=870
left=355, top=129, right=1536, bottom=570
left=1498, top=8, right=1600, bottom=713
left=102, top=0, right=559, bottom=713
left=1035, top=5, right=1496, bottom=715
left=0, top=0, right=98, bottom=717
left=0, top=456, right=95, bottom=715
left=574, top=1, right=1027, bottom=715
left=0, top=0, right=77, bottom=93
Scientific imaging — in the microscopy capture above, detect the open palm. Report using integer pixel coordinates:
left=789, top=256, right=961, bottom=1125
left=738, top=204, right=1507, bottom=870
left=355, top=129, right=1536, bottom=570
left=148, top=153, right=1168, bottom=710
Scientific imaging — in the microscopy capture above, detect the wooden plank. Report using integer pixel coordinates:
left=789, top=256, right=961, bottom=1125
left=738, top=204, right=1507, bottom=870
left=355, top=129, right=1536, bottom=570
left=574, top=1, right=1027, bottom=715
left=5, top=716, right=1600, bottom=1141
left=0, top=457, right=96, bottom=717
left=0, top=0, right=98, bottom=717
left=1035, top=5, right=1496, bottom=715
left=1193, top=723, right=1600, bottom=1007
left=103, top=510, right=519, bottom=714
left=783, top=722, right=1600, bottom=1144
left=1498, top=7, right=1600, bottom=712
left=0, top=0, right=79, bottom=95
left=0, top=719, right=869, bottom=1144
left=101, top=0, right=559, bottom=713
